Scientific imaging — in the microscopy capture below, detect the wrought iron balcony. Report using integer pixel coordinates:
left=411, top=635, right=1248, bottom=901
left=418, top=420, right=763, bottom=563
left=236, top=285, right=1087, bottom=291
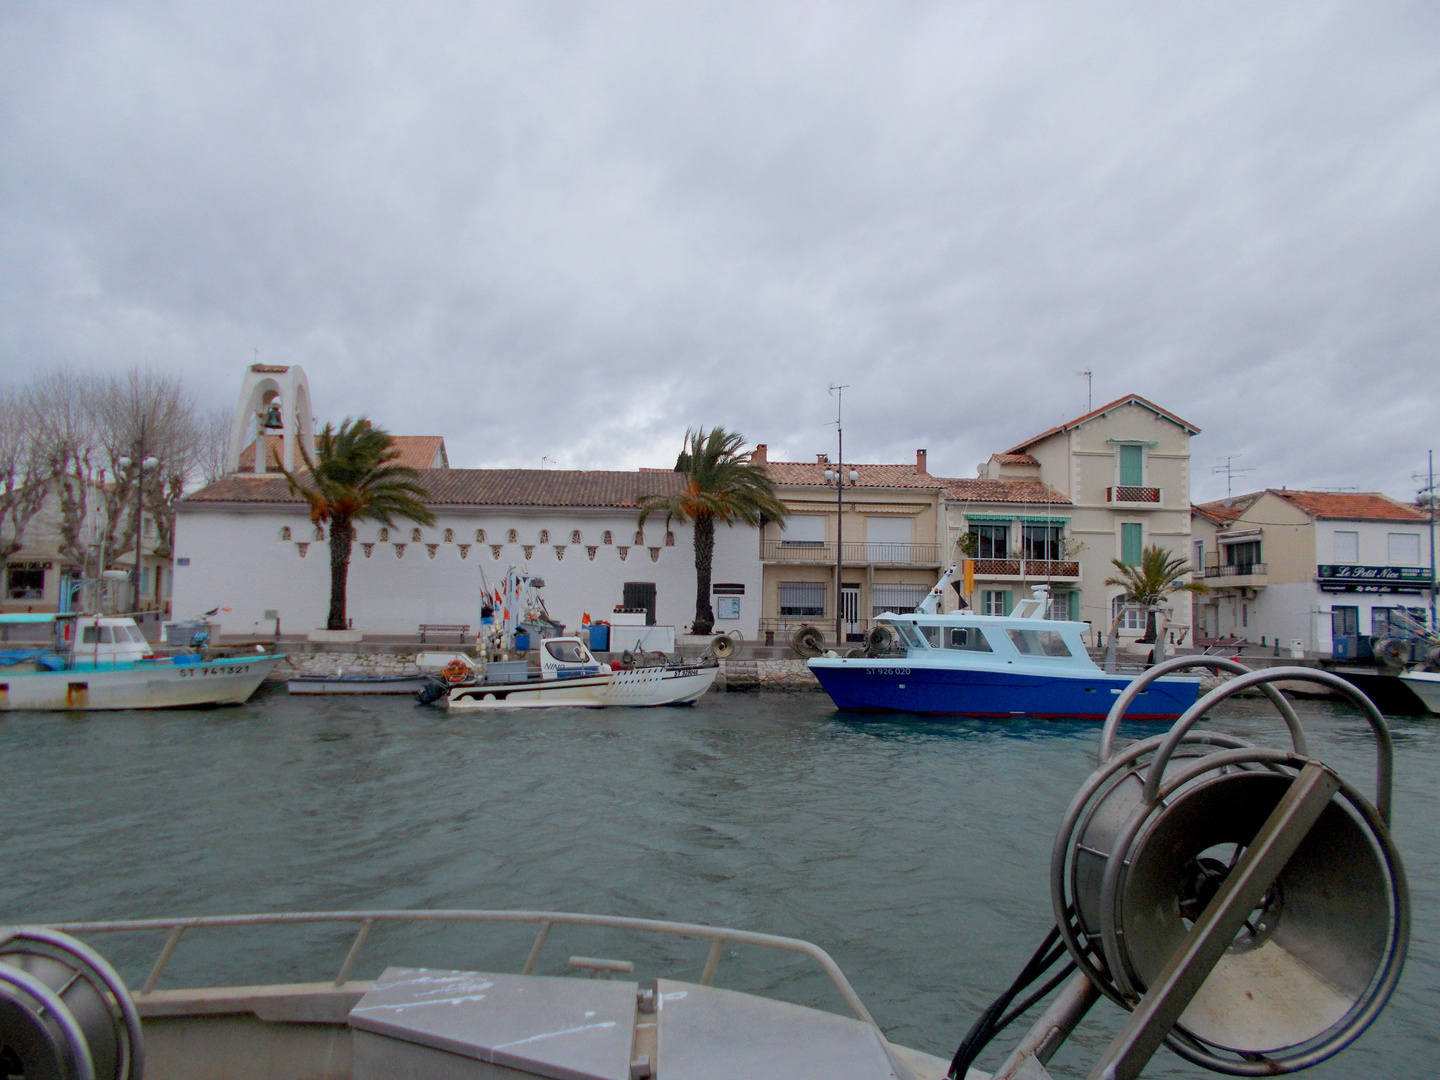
left=760, top=540, right=942, bottom=566
left=971, top=558, right=1080, bottom=579
left=1106, top=486, right=1162, bottom=505
left=1204, top=561, right=1268, bottom=580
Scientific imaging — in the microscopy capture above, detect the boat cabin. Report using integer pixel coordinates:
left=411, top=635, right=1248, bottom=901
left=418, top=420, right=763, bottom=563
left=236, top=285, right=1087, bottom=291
left=538, top=636, right=605, bottom=679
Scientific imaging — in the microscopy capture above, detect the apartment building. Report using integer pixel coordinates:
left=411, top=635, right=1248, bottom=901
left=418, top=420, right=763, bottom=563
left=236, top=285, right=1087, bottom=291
left=1191, top=490, right=1434, bottom=653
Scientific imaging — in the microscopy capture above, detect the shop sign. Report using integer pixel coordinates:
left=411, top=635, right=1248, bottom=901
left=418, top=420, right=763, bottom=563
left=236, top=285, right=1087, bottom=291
left=1316, top=564, right=1431, bottom=594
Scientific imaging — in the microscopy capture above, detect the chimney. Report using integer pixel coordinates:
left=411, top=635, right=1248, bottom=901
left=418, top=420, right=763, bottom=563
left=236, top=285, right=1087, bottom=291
left=816, top=453, right=829, bottom=464
left=916, top=449, right=928, bottom=475
left=752, top=443, right=767, bottom=465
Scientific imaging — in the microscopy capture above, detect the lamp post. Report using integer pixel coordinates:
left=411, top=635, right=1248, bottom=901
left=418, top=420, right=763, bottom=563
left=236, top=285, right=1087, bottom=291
left=119, top=428, right=160, bottom=613
left=824, top=384, right=858, bottom=645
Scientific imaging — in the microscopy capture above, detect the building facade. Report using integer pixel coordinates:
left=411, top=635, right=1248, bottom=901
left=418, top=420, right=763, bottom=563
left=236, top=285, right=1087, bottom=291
left=1191, top=490, right=1434, bottom=653
left=969, top=395, right=1201, bottom=640
left=172, top=469, right=762, bottom=640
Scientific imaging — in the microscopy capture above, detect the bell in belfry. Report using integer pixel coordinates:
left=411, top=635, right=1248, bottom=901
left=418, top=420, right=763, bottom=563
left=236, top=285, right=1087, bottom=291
left=260, top=401, right=283, bottom=430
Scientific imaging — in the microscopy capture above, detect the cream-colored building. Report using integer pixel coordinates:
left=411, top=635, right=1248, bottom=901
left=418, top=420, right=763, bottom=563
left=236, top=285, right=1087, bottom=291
left=951, top=395, right=1201, bottom=640
left=1191, top=489, right=1433, bottom=654
left=755, top=395, right=1200, bottom=645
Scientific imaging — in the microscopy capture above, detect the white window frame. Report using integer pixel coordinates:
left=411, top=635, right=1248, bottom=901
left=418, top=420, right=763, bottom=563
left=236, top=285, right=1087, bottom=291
left=782, top=516, right=826, bottom=546
left=1333, top=531, right=1359, bottom=564
left=1388, top=532, right=1421, bottom=567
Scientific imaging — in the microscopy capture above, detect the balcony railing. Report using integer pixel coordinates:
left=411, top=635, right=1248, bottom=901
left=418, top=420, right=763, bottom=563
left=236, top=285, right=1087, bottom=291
left=1204, top=561, right=1268, bottom=579
left=971, top=558, right=1080, bottom=579
left=1107, top=486, right=1162, bottom=504
left=761, top=541, right=942, bottom=565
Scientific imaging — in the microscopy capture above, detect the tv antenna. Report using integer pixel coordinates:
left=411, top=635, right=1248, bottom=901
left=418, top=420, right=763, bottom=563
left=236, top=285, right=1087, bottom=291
left=1075, top=368, right=1093, bottom=412
left=540, top=456, right=552, bottom=470
left=1212, top=455, right=1256, bottom=507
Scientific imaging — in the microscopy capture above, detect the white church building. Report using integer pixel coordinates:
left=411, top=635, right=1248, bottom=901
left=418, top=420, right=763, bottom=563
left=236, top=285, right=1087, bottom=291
left=171, top=364, right=762, bottom=640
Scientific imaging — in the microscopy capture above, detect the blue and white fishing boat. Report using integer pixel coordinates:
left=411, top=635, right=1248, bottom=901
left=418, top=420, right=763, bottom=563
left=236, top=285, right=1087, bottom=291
left=808, top=567, right=1201, bottom=719
left=0, top=613, right=282, bottom=711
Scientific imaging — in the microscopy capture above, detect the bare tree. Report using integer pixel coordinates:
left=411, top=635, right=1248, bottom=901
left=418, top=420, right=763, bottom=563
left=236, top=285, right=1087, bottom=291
left=31, top=370, right=102, bottom=568
left=0, top=387, right=51, bottom=560
left=193, top=402, right=234, bottom=487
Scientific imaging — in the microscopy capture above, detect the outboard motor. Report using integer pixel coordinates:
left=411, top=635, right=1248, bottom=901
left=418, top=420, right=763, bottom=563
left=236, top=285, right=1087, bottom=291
left=0, top=926, right=144, bottom=1080
left=953, top=656, right=1408, bottom=1080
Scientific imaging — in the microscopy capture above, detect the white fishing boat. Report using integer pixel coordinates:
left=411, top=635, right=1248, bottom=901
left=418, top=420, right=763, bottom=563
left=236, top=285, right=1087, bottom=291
left=429, top=636, right=718, bottom=710
left=0, top=661, right=1409, bottom=1080
left=0, top=613, right=282, bottom=711
left=1396, top=668, right=1440, bottom=713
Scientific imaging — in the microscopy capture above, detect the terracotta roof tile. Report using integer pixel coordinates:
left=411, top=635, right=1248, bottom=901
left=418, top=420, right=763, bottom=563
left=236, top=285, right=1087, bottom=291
left=946, top=479, right=1072, bottom=505
left=184, top=469, right=685, bottom=509
left=1194, top=489, right=1428, bottom=524
left=991, top=453, right=1040, bottom=466
left=237, top=435, right=448, bottom=472
left=764, top=462, right=943, bottom=489
left=1192, top=492, right=1264, bottom=524
left=1008, top=393, right=1200, bottom=453
left=1272, top=490, right=1429, bottom=523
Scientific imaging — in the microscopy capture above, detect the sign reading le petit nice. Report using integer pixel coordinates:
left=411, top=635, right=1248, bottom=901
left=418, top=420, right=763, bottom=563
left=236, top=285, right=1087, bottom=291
left=1316, top=565, right=1430, bottom=594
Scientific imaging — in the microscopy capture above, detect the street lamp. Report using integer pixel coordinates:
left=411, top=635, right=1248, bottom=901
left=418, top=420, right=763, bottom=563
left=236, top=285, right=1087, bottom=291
left=118, top=445, right=160, bottom=612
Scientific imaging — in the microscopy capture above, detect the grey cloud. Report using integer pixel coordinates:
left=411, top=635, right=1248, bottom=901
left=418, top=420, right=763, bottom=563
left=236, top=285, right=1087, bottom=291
left=2, top=2, right=1437, bottom=500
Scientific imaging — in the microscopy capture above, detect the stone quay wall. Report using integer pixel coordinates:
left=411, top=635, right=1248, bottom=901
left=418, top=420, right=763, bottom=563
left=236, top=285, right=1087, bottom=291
left=269, top=649, right=822, bottom=690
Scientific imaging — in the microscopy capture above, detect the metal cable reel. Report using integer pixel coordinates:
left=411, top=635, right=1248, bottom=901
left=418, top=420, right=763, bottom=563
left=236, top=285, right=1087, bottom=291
left=0, top=926, right=144, bottom=1080
left=1051, top=657, right=1409, bottom=1076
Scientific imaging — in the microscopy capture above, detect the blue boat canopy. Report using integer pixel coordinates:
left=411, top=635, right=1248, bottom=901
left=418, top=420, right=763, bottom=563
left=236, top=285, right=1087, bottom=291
left=0, top=613, right=60, bottom=624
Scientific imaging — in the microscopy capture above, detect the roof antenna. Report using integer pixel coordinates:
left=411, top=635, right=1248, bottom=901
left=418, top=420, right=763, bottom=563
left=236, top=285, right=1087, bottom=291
left=1075, top=368, right=1093, bottom=412
left=1212, top=455, right=1256, bottom=507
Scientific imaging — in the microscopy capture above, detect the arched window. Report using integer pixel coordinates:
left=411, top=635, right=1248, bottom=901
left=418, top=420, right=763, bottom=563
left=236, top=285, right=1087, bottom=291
left=570, top=530, right=582, bottom=544
left=633, top=530, right=644, bottom=545
left=378, top=527, right=389, bottom=541
left=314, top=526, right=326, bottom=541
left=538, top=529, right=550, bottom=544
left=475, top=529, right=486, bottom=543
left=442, top=528, right=454, bottom=543
left=602, top=530, right=613, bottom=545
left=279, top=526, right=291, bottom=541
left=411, top=528, right=423, bottom=543
left=508, top=529, right=518, bottom=543
left=665, top=531, right=675, bottom=547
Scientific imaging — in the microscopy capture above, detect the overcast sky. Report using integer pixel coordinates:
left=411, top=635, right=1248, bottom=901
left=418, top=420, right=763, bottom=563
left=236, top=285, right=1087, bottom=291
left=2, top=3, right=1437, bottom=502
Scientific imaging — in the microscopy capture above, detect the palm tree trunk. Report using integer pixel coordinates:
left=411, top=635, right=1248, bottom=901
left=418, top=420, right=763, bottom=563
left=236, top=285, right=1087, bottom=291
left=327, top=516, right=353, bottom=630
left=692, top=514, right=716, bottom=635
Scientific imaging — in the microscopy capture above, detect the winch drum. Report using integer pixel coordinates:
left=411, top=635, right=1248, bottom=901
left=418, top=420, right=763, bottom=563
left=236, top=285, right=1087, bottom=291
left=1074, top=767, right=1392, bottom=1054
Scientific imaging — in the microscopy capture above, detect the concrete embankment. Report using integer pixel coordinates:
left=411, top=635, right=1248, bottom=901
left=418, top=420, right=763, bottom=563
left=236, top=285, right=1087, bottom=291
left=265, top=646, right=823, bottom=690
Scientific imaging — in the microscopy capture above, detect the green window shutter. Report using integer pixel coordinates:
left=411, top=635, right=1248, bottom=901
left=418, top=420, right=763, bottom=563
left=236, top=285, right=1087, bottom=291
left=1121, top=523, right=1143, bottom=566
left=1070, top=591, right=1081, bottom=621
left=1119, top=445, right=1143, bottom=487
left=1002, top=590, right=1012, bottom=615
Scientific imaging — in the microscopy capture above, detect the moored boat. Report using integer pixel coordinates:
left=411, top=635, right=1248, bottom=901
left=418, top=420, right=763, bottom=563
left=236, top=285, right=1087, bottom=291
left=808, top=571, right=1200, bottom=719
left=427, top=636, right=718, bottom=710
left=0, top=613, right=282, bottom=711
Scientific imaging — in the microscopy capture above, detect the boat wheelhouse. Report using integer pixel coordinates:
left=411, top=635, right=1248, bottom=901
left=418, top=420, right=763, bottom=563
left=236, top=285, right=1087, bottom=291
left=807, top=577, right=1200, bottom=719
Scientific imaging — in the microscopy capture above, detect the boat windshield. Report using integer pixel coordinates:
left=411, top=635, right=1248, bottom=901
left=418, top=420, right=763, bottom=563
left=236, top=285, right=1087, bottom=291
left=917, top=625, right=942, bottom=649
left=892, top=622, right=926, bottom=649
left=81, top=626, right=112, bottom=644
left=1006, top=628, right=1074, bottom=658
left=945, top=626, right=993, bottom=652
left=544, top=640, right=589, bottom=663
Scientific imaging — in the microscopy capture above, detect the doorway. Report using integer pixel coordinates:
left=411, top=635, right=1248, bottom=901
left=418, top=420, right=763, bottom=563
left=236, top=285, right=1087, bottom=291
left=622, top=582, right=657, bottom=626
left=840, top=583, right=861, bottom=639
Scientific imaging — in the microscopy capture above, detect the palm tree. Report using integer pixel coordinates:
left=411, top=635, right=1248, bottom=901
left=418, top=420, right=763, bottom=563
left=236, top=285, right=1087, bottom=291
left=280, top=418, right=436, bottom=630
left=639, top=427, right=787, bottom=635
left=1105, top=544, right=1209, bottom=643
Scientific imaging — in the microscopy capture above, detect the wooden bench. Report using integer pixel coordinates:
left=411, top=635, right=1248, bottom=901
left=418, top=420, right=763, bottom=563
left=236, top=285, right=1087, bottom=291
left=419, top=623, right=470, bottom=644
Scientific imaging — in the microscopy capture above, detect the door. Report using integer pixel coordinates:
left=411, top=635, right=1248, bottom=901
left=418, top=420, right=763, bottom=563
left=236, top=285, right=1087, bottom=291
left=623, top=582, right=657, bottom=626
left=840, top=583, right=860, bottom=639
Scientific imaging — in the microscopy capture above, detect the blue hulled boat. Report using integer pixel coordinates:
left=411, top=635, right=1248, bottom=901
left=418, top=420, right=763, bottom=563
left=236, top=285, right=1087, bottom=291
left=808, top=575, right=1200, bottom=719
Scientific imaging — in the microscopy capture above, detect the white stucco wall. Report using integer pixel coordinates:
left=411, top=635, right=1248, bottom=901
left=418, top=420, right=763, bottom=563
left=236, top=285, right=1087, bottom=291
left=173, top=506, right=762, bottom=639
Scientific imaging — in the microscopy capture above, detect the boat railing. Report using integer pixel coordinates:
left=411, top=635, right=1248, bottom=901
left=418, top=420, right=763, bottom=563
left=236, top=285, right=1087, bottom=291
left=50, top=908, right=882, bottom=1030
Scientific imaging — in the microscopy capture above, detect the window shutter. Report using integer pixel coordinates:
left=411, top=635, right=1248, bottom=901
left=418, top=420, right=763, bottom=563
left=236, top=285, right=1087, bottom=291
left=1119, top=445, right=1143, bottom=487
left=1121, top=523, right=1143, bottom=566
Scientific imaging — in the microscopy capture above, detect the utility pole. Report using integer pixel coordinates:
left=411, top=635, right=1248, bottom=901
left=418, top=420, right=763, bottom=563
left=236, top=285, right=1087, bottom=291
left=825, top=385, right=856, bottom=646
left=1415, top=452, right=1437, bottom=631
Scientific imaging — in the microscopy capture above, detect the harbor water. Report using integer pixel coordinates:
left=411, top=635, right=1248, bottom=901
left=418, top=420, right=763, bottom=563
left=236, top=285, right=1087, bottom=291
left=2, top=689, right=1436, bottom=1078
